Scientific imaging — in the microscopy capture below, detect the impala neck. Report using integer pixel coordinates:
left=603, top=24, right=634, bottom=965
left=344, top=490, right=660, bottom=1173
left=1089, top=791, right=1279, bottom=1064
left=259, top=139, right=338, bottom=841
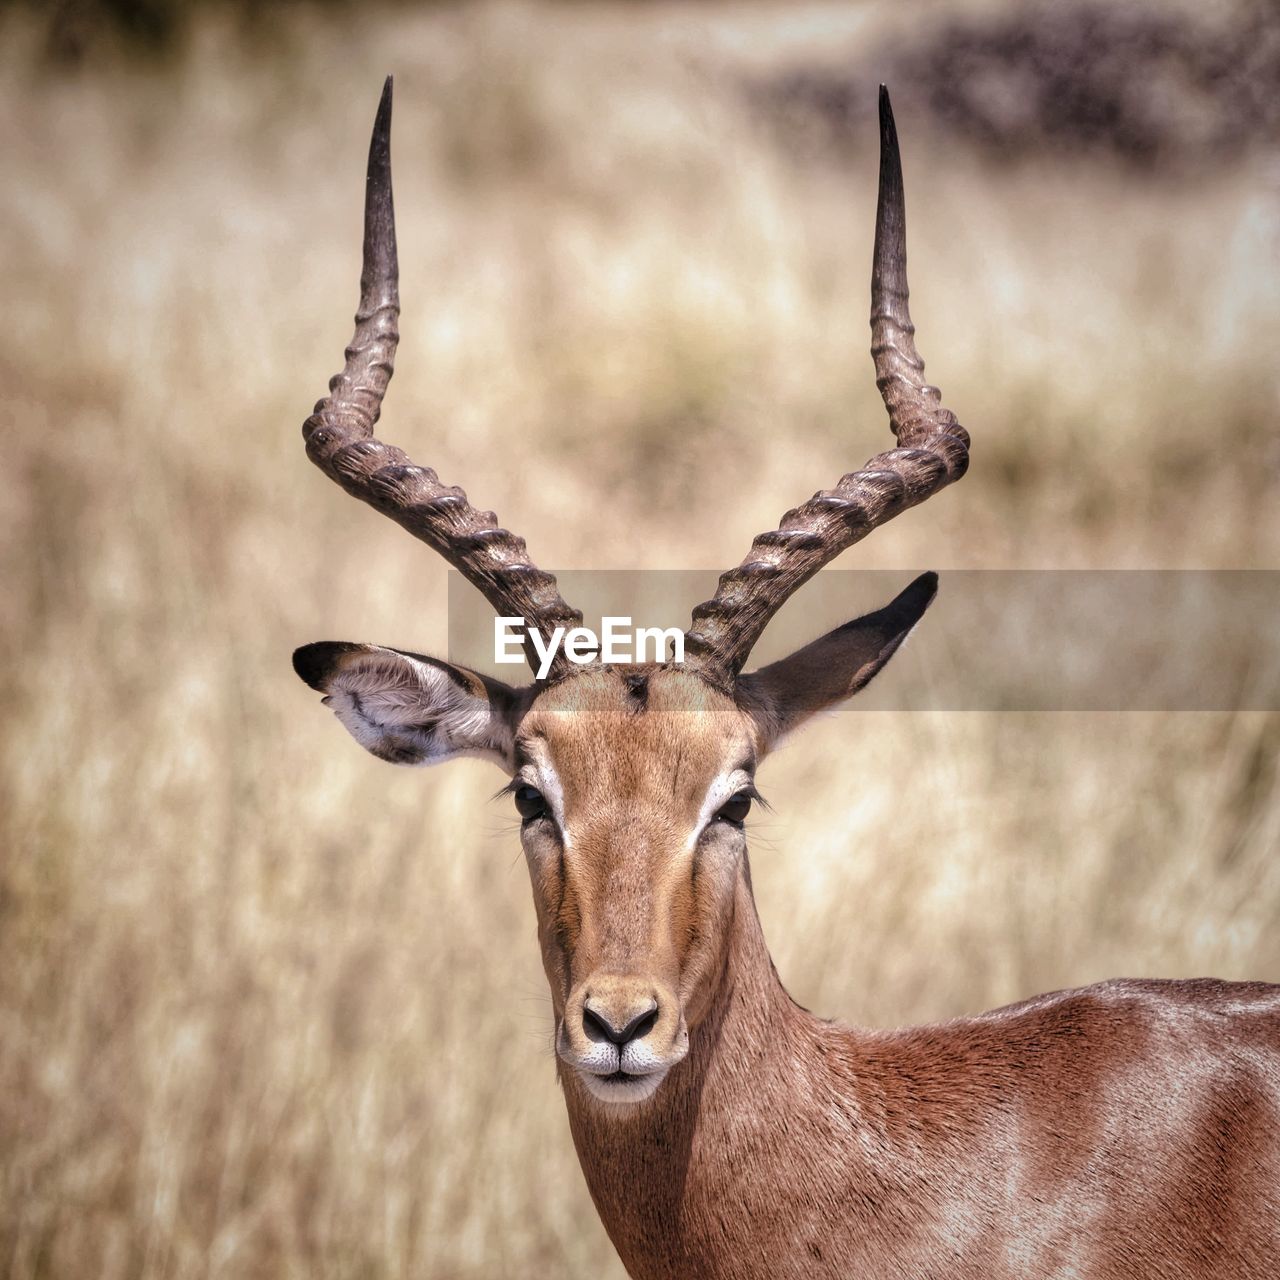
left=560, top=863, right=835, bottom=1277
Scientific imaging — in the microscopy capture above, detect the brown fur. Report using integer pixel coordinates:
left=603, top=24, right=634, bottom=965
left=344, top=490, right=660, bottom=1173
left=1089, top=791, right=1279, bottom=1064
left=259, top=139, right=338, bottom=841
left=298, top=634, right=1280, bottom=1280
left=296, top=79, right=1278, bottom=1280
left=528, top=671, right=1280, bottom=1280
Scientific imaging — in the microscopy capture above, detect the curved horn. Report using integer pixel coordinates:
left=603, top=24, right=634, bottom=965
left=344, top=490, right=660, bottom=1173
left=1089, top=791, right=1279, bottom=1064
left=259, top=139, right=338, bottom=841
left=684, top=86, right=970, bottom=687
left=302, top=77, right=582, bottom=679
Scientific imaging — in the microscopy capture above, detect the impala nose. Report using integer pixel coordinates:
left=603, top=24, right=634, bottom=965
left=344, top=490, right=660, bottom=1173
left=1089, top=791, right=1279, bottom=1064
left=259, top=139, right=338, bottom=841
left=582, top=995, right=660, bottom=1048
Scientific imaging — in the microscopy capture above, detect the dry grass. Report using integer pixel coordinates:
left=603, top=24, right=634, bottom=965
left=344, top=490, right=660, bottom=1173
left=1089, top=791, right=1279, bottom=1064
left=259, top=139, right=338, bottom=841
left=1, top=3, right=1278, bottom=1277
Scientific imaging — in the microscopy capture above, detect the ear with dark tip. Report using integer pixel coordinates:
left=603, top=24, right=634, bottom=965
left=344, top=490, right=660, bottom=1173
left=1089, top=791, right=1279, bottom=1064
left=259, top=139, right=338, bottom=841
left=291, top=641, right=524, bottom=771
left=738, top=571, right=938, bottom=747
left=293, top=641, right=369, bottom=692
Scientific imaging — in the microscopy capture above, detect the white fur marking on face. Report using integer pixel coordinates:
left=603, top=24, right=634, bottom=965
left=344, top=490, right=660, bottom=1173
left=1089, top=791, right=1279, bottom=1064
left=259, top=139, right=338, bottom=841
left=688, top=768, right=753, bottom=849
left=518, top=747, right=570, bottom=848
left=556, top=1020, right=671, bottom=1105
left=579, top=1068, right=668, bottom=1105
left=620, top=1036, right=683, bottom=1076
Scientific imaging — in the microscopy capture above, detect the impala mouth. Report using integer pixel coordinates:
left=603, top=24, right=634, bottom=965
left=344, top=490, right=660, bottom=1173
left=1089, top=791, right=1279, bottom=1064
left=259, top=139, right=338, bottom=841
left=593, top=1065, right=654, bottom=1084
left=555, top=1002, right=686, bottom=1106
left=578, top=1064, right=669, bottom=1105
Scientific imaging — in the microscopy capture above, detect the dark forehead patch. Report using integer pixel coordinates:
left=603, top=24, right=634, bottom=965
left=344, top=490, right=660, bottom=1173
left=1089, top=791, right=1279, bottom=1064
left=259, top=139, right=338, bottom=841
left=623, top=673, right=650, bottom=711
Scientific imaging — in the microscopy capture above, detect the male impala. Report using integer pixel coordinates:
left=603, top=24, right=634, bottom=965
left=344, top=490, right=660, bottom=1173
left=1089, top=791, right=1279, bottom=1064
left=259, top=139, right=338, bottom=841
left=293, top=79, right=1280, bottom=1278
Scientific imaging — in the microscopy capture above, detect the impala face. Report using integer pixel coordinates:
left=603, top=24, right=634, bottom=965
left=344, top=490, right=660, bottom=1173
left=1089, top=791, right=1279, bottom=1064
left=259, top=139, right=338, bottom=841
left=294, top=80, right=968, bottom=1115
left=295, top=588, right=935, bottom=1112
left=513, top=670, right=756, bottom=1104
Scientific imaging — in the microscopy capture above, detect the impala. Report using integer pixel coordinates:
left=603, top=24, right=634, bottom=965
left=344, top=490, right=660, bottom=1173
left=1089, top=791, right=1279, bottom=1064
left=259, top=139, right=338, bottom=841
left=293, top=79, right=1280, bottom=1279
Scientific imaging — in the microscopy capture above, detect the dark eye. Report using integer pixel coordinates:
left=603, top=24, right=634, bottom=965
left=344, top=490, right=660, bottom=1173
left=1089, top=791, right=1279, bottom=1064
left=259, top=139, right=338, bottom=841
left=514, top=784, right=549, bottom=822
left=715, top=792, right=752, bottom=827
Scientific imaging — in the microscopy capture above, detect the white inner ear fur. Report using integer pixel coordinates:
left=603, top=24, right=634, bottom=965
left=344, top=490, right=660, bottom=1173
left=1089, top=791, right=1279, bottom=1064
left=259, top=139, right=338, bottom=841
left=323, top=650, right=513, bottom=769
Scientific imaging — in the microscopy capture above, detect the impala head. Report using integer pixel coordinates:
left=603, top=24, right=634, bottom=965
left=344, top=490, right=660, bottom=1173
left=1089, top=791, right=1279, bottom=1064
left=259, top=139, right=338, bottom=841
left=293, top=79, right=968, bottom=1108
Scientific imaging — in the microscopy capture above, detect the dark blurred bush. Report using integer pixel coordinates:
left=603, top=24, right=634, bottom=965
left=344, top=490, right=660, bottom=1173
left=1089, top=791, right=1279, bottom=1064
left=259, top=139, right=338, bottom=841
left=1, top=0, right=436, bottom=64
left=754, top=1, right=1280, bottom=171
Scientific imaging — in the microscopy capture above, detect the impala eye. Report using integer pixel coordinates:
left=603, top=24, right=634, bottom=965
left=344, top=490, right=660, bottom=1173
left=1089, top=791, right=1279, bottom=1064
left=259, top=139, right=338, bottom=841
left=513, top=784, right=549, bottom=822
left=715, top=792, right=752, bottom=827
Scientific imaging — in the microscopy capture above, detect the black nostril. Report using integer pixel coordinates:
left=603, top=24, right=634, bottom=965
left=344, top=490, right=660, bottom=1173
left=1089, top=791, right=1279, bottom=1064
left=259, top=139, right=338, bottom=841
left=623, top=1005, right=659, bottom=1043
left=582, top=999, right=659, bottom=1046
left=582, top=1005, right=615, bottom=1045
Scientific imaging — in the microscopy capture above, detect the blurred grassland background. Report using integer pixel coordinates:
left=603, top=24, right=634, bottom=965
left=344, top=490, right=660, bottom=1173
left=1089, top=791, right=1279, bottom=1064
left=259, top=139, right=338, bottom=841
left=2, top=0, right=1279, bottom=1276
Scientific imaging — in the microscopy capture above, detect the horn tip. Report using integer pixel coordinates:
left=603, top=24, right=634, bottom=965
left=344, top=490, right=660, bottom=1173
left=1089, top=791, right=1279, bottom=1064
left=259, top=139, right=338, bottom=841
left=373, top=76, right=393, bottom=136
left=369, top=75, right=395, bottom=182
left=878, top=83, right=897, bottom=142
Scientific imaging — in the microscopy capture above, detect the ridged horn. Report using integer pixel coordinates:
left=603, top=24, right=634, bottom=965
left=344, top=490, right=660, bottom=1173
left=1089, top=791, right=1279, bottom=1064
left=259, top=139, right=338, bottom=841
left=302, top=77, right=583, bottom=680
left=683, top=86, right=969, bottom=686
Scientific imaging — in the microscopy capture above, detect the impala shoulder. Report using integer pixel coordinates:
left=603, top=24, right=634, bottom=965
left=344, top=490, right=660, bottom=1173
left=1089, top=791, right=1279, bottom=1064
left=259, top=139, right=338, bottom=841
left=979, top=975, right=1277, bottom=1019
left=857, top=978, right=1279, bottom=1067
left=946, top=976, right=1280, bottom=1071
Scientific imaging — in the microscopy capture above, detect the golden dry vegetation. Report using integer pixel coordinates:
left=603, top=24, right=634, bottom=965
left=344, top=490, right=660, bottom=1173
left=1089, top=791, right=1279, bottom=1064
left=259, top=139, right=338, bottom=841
left=1, top=3, right=1278, bottom=1277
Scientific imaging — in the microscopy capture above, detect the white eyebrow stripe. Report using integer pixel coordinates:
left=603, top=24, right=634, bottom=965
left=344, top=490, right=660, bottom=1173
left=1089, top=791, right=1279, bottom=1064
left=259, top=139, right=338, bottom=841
left=519, top=747, right=571, bottom=848
left=688, top=769, right=753, bottom=850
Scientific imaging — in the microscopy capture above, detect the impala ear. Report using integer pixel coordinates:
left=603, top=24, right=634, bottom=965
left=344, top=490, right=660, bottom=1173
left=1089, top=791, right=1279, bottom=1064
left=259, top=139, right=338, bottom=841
left=292, top=642, right=524, bottom=772
left=738, top=572, right=937, bottom=747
